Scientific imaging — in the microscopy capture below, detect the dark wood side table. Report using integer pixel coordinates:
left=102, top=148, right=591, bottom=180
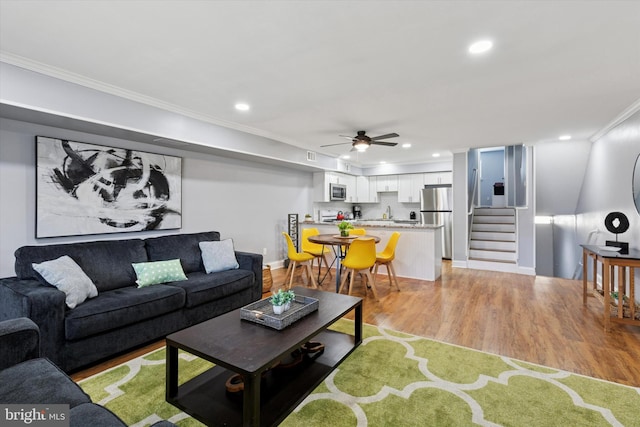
left=165, top=287, right=362, bottom=427
left=581, top=244, right=640, bottom=331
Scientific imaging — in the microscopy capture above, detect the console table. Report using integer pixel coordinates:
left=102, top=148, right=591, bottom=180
left=581, top=244, right=640, bottom=331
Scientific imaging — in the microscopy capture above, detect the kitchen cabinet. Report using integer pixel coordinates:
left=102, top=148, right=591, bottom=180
left=398, top=174, right=424, bottom=203
left=355, top=176, right=377, bottom=203
left=343, top=174, right=356, bottom=202
left=424, top=171, right=452, bottom=185
left=301, top=222, right=442, bottom=281
left=376, top=175, right=398, bottom=192
left=313, top=171, right=357, bottom=202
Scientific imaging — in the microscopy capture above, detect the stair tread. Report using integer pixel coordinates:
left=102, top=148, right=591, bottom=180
left=469, top=257, right=517, bottom=264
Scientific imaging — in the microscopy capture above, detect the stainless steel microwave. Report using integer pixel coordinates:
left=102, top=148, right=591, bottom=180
left=329, top=183, right=347, bottom=201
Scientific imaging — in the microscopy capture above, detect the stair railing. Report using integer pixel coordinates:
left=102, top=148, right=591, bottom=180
left=467, top=168, right=479, bottom=252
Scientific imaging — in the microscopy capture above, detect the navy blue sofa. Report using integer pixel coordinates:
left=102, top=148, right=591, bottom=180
left=0, top=231, right=262, bottom=372
left=0, top=317, right=176, bottom=427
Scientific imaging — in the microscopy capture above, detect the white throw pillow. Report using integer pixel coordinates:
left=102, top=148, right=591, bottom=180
left=32, top=255, right=98, bottom=309
left=199, top=239, right=239, bottom=274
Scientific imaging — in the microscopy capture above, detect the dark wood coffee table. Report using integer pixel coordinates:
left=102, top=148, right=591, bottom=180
left=165, top=287, right=362, bottom=427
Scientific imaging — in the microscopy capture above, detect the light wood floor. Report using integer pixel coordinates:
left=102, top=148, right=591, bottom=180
left=72, top=262, right=640, bottom=387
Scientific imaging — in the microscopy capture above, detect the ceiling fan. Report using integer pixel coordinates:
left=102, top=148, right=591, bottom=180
left=321, top=130, right=399, bottom=152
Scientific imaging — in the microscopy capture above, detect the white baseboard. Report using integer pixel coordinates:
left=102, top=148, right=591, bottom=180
left=266, top=260, right=286, bottom=270
left=452, top=260, right=468, bottom=269
left=517, top=266, right=536, bottom=276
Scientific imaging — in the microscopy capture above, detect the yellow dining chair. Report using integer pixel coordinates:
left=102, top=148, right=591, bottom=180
left=341, top=228, right=366, bottom=252
left=338, top=238, right=379, bottom=300
left=373, top=232, right=401, bottom=292
left=282, top=232, right=318, bottom=290
left=301, top=228, right=332, bottom=280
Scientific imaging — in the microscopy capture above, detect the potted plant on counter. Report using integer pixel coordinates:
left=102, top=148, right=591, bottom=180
left=337, top=220, right=354, bottom=237
left=304, top=213, right=313, bottom=223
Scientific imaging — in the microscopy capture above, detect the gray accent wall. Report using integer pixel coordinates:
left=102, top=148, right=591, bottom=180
left=0, top=118, right=315, bottom=278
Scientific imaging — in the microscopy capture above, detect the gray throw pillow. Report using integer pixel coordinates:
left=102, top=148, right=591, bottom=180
left=32, top=255, right=98, bottom=309
left=199, top=239, right=239, bottom=273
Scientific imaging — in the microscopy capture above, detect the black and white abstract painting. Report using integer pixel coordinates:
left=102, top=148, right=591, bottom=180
left=36, top=136, right=182, bottom=238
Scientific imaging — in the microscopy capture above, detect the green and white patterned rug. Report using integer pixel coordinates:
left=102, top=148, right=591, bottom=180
left=79, top=320, right=640, bottom=426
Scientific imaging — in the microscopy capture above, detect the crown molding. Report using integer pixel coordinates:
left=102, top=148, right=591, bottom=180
left=589, top=97, right=640, bottom=142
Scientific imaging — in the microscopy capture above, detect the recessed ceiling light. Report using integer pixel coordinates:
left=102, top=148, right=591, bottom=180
left=468, top=40, right=493, bottom=54
left=432, top=153, right=441, bottom=158
left=380, top=161, right=387, bottom=164
left=558, top=135, right=571, bottom=141
left=342, top=155, right=351, bottom=159
left=402, top=143, right=412, bottom=148
left=234, top=103, right=250, bottom=111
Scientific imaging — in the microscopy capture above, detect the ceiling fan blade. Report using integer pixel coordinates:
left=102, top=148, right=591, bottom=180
left=370, top=133, right=399, bottom=141
left=321, top=142, right=352, bottom=147
left=370, top=141, right=398, bottom=147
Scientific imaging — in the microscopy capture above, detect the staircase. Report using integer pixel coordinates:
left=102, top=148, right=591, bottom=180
left=468, top=207, right=518, bottom=272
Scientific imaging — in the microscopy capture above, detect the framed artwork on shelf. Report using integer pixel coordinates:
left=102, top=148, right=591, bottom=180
left=36, top=136, right=182, bottom=238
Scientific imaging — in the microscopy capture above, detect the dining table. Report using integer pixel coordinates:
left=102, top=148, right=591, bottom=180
left=307, top=233, right=381, bottom=292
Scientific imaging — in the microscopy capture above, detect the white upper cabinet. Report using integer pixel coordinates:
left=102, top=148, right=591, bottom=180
left=398, top=174, right=424, bottom=203
left=313, top=172, right=357, bottom=202
left=355, top=176, right=377, bottom=203
left=424, top=171, right=453, bottom=185
left=376, top=175, right=398, bottom=192
left=343, top=174, right=356, bottom=202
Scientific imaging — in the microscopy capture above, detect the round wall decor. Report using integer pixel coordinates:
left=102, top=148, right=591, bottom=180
left=604, top=211, right=630, bottom=235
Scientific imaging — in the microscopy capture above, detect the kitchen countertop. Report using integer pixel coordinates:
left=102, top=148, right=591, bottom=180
left=302, top=220, right=443, bottom=230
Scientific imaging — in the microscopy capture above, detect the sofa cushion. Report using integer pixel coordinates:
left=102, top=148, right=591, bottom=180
left=32, top=255, right=98, bottom=308
left=168, top=270, right=254, bottom=308
left=64, top=285, right=185, bottom=341
left=145, top=231, right=220, bottom=274
left=132, top=259, right=188, bottom=287
left=200, top=239, right=239, bottom=273
left=70, top=403, right=127, bottom=427
left=15, top=239, right=148, bottom=292
left=0, top=358, right=90, bottom=406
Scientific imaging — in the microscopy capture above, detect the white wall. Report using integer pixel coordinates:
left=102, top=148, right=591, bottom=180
left=535, top=139, right=591, bottom=216
left=575, top=110, right=640, bottom=299
left=0, top=118, right=314, bottom=278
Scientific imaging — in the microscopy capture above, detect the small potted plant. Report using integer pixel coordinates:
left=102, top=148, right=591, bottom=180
left=337, top=220, right=354, bottom=237
left=270, top=289, right=287, bottom=314
left=304, top=213, right=313, bottom=223
left=283, top=289, right=295, bottom=311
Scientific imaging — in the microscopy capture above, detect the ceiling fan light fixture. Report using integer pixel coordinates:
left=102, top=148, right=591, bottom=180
left=354, top=141, right=369, bottom=151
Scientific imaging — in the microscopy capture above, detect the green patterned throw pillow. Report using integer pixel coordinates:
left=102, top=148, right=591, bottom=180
left=132, top=259, right=188, bottom=288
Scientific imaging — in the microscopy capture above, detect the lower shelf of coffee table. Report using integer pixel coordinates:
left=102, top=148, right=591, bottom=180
left=167, top=329, right=358, bottom=427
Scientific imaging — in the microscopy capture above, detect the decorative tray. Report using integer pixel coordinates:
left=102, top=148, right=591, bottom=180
left=332, top=235, right=358, bottom=239
left=240, top=295, right=319, bottom=330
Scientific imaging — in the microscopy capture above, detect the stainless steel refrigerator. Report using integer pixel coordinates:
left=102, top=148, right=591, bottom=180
left=420, top=184, right=452, bottom=259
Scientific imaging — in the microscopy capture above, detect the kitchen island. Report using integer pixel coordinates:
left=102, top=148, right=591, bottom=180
left=301, top=221, right=443, bottom=281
